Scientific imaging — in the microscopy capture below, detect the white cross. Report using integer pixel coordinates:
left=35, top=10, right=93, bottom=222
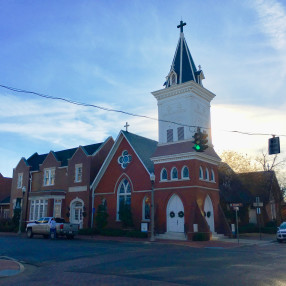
left=124, top=122, right=130, bottom=132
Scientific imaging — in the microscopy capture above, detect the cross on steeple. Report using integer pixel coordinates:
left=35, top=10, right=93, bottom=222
left=177, top=20, right=186, bottom=33
left=124, top=122, right=130, bottom=132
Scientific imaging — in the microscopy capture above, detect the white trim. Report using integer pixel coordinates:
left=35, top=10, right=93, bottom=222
left=211, top=169, right=215, bottom=182
left=199, top=166, right=203, bottom=180
left=151, top=150, right=220, bottom=165
left=152, top=81, right=216, bottom=103
left=171, top=167, right=178, bottom=180
left=179, top=36, right=183, bottom=84
left=29, top=195, right=65, bottom=200
left=181, top=166, right=190, bottom=179
left=91, top=131, right=152, bottom=192
left=205, top=168, right=209, bottom=181
left=69, top=186, right=87, bottom=192
left=94, top=189, right=151, bottom=196
left=160, top=168, right=168, bottom=181
left=155, top=185, right=219, bottom=192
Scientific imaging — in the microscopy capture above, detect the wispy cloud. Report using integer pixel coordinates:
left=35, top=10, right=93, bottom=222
left=253, top=0, right=286, bottom=50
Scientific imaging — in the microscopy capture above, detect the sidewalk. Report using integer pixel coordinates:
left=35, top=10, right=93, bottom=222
left=0, top=257, right=23, bottom=278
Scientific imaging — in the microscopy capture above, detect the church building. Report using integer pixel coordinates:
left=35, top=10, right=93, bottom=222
left=91, top=21, right=230, bottom=239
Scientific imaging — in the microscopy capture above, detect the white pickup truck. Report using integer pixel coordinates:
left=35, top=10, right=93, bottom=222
left=26, top=217, right=79, bottom=239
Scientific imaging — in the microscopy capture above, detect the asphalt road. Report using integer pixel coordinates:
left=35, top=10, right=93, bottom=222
left=1, top=234, right=286, bottom=286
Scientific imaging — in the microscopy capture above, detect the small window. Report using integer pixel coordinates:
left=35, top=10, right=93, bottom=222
left=161, top=168, right=168, bottom=181
left=17, top=173, right=23, bottom=189
left=171, top=167, right=178, bottom=180
left=75, top=164, right=83, bottom=183
left=177, top=127, right=184, bottom=141
left=199, top=167, right=203, bottom=180
left=44, top=168, right=55, bottom=186
left=211, top=169, right=215, bottom=182
left=182, top=166, right=189, bottom=179
left=205, top=168, right=209, bottom=181
left=167, top=129, right=173, bottom=143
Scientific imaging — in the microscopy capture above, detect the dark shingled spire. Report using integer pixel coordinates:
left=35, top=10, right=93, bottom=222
left=164, top=21, right=204, bottom=88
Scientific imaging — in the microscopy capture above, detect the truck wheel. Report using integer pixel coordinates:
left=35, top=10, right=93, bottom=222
left=27, top=228, right=33, bottom=238
left=277, top=239, right=282, bottom=243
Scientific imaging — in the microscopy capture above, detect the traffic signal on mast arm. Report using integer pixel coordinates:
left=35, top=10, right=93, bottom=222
left=192, top=128, right=209, bottom=152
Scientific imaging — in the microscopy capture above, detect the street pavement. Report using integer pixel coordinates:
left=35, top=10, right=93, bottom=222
left=0, top=231, right=277, bottom=279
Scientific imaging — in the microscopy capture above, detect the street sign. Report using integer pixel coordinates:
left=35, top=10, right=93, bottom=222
left=253, top=202, right=263, bottom=207
left=230, top=203, right=243, bottom=207
left=257, top=208, right=261, bottom=214
left=233, top=207, right=239, bottom=211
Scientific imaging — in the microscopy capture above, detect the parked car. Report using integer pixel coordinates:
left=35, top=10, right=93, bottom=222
left=277, top=222, right=286, bottom=243
left=26, top=217, right=79, bottom=239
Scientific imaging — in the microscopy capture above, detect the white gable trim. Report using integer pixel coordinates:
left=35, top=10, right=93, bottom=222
left=90, top=131, right=151, bottom=193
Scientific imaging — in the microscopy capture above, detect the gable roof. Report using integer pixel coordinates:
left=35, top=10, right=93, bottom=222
left=237, top=171, right=281, bottom=203
left=164, top=26, right=204, bottom=88
left=91, top=131, right=158, bottom=190
left=218, top=163, right=253, bottom=204
left=122, top=131, right=158, bottom=173
left=27, top=142, right=104, bottom=171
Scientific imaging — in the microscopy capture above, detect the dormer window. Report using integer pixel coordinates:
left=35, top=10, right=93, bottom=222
left=169, top=71, right=177, bottom=86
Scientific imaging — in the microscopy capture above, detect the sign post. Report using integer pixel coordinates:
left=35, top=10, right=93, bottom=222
left=253, top=197, right=263, bottom=240
left=230, top=203, right=242, bottom=244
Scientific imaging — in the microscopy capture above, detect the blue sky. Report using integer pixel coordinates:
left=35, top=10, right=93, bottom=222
left=1, top=0, right=286, bottom=177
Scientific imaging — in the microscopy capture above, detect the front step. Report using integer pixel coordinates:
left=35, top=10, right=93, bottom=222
left=211, top=232, right=225, bottom=240
left=156, top=232, right=187, bottom=241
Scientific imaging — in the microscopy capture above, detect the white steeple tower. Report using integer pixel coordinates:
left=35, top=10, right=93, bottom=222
left=152, top=21, right=215, bottom=151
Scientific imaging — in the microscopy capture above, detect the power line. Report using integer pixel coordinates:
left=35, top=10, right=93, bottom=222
left=0, top=84, right=285, bottom=137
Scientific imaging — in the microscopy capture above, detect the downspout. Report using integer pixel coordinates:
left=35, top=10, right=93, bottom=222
left=91, top=187, right=95, bottom=228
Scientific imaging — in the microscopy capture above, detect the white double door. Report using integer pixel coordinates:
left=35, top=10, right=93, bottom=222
left=167, top=194, right=184, bottom=233
left=204, top=196, right=214, bottom=233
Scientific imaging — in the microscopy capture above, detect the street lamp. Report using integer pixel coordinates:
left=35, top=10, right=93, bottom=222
left=150, top=173, right=155, bottom=242
left=18, top=186, right=26, bottom=235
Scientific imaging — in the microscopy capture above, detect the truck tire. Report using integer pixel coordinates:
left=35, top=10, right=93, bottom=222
left=277, top=239, right=282, bottom=243
left=27, top=228, right=33, bottom=238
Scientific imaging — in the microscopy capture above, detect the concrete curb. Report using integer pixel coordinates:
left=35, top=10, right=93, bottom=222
left=0, top=256, right=24, bottom=278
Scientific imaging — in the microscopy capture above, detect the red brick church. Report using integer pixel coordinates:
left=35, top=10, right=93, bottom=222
left=10, top=21, right=230, bottom=239
left=91, top=21, right=229, bottom=239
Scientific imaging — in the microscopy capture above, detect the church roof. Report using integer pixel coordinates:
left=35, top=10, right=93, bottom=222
left=164, top=21, right=204, bottom=88
left=122, top=131, right=158, bottom=173
left=152, top=141, right=220, bottom=161
left=27, top=142, right=104, bottom=171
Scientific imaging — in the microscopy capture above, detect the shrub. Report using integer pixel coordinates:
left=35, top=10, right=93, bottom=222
left=192, top=232, right=209, bottom=241
left=261, top=227, right=277, bottom=234
left=238, top=223, right=258, bottom=233
left=265, top=220, right=277, bottom=228
left=0, top=218, right=17, bottom=232
left=100, top=228, right=148, bottom=238
left=78, top=228, right=99, bottom=235
left=95, top=204, right=108, bottom=231
left=119, top=201, right=133, bottom=228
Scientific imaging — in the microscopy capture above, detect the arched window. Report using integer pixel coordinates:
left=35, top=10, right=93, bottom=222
left=171, top=167, right=178, bottom=180
left=117, top=179, right=131, bottom=220
left=181, top=166, right=189, bottom=179
left=205, top=168, right=209, bottom=181
left=142, top=196, right=150, bottom=221
left=211, top=169, right=215, bottom=182
left=199, top=166, right=203, bottom=180
left=161, top=168, right=168, bottom=181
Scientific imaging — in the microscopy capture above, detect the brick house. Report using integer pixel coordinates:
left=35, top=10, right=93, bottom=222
left=10, top=137, right=114, bottom=228
left=0, top=173, right=12, bottom=219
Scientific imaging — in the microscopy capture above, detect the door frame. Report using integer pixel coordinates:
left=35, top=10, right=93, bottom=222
left=166, top=194, right=184, bottom=233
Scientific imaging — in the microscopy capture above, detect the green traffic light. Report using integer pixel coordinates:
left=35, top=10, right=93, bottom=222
left=195, top=144, right=201, bottom=150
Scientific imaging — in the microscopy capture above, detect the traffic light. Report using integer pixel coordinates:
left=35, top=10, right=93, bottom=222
left=192, top=128, right=208, bottom=152
left=269, top=136, right=280, bottom=155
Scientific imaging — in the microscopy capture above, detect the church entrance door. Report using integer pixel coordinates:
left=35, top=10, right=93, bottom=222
left=167, top=194, right=184, bottom=233
left=204, top=195, right=214, bottom=233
